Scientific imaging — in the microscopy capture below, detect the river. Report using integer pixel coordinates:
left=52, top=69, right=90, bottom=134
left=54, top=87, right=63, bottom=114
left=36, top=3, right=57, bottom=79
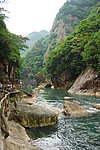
left=26, top=88, right=100, bottom=150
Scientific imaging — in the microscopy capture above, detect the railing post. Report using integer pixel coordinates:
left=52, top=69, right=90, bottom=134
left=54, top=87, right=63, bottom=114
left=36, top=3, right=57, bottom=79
left=0, top=92, right=10, bottom=139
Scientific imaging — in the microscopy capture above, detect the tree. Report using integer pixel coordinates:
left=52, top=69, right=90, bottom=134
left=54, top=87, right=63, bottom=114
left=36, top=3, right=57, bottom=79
left=0, top=9, right=28, bottom=79
left=45, top=2, right=100, bottom=79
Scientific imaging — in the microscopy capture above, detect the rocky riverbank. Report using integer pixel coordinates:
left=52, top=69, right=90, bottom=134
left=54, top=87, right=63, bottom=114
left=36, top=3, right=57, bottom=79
left=68, top=67, right=100, bottom=97
left=4, top=91, right=41, bottom=149
left=5, top=84, right=58, bottom=150
left=5, top=76, right=100, bottom=150
left=6, top=121, right=41, bottom=150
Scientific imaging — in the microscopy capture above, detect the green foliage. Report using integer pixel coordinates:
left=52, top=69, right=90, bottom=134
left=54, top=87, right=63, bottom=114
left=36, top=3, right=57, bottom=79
left=21, top=36, right=49, bottom=79
left=45, top=2, right=100, bottom=79
left=55, top=0, right=100, bottom=34
left=20, top=30, right=49, bottom=57
left=21, top=0, right=100, bottom=80
left=0, top=10, right=27, bottom=79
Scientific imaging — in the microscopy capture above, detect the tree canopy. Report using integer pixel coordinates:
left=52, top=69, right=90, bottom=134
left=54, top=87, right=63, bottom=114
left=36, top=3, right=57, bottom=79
left=44, top=2, right=100, bottom=79
left=0, top=9, right=27, bottom=80
left=21, top=0, right=100, bottom=80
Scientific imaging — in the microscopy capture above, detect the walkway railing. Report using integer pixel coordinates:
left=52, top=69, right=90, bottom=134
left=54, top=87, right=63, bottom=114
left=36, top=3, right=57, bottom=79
left=0, top=89, right=21, bottom=139
left=0, top=91, right=10, bottom=139
left=0, top=86, right=32, bottom=139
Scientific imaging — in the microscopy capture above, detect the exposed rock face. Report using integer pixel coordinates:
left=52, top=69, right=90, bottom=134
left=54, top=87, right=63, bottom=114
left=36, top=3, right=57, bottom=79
left=9, top=102, right=58, bottom=128
left=51, top=71, right=74, bottom=90
left=35, top=72, right=45, bottom=86
left=6, top=121, right=41, bottom=150
left=68, top=68, right=100, bottom=96
left=64, top=100, right=90, bottom=117
left=56, top=19, right=66, bottom=42
left=93, top=104, right=100, bottom=110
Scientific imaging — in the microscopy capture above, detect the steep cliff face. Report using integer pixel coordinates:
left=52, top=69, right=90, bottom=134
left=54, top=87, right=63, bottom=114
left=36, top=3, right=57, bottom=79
left=44, top=0, right=100, bottom=63
left=22, top=0, right=100, bottom=81
left=51, top=71, right=74, bottom=90
left=68, top=68, right=100, bottom=96
left=44, top=1, right=100, bottom=91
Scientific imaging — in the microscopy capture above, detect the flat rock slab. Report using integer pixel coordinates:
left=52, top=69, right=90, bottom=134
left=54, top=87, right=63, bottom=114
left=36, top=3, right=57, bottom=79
left=5, top=121, right=41, bottom=150
left=21, top=96, right=37, bottom=105
left=64, top=100, right=90, bottom=117
left=9, top=102, right=58, bottom=128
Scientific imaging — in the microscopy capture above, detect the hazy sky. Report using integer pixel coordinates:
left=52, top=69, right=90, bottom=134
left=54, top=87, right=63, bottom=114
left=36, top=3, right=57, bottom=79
left=1, top=0, right=66, bottom=36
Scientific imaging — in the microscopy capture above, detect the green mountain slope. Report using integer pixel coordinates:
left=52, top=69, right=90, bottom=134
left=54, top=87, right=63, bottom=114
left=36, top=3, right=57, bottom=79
left=45, top=2, right=100, bottom=88
left=21, top=0, right=100, bottom=80
left=21, top=35, right=49, bottom=79
left=44, top=0, right=100, bottom=57
left=0, top=12, right=27, bottom=80
left=20, top=30, right=49, bottom=57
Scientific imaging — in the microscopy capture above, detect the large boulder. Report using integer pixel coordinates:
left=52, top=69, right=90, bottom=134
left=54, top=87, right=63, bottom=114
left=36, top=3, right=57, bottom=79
left=64, top=100, right=90, bottom=117
left=9, top=102, right=58, bottom=128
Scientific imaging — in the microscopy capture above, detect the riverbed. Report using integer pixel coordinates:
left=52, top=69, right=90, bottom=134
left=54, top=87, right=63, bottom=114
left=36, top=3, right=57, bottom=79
left=26, top=88, right=100, bottom=150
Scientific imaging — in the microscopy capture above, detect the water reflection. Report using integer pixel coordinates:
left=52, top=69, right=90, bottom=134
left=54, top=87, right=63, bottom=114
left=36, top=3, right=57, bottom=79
left=26, top=125, right=57, bottom=140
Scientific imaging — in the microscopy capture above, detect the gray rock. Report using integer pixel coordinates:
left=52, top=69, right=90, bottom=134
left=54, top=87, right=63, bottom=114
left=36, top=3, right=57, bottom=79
left=64, top=100, right=90, bottom=117
left=9, top=102, right=58, bottom=128
left=6, top=121, right=41, bottom=150
left=68, top=67, right=100, bottom=96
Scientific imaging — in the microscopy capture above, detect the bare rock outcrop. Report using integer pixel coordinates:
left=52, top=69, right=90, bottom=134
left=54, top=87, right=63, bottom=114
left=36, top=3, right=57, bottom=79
left=9, top=102, right=58, bottom=128
left=6, top=121, right=41, bottom=150
left=64, top=100, right=90, bottom=117
left=68, top=67, right=100, bottom=96
left=51, top=71, right=74, bottom=90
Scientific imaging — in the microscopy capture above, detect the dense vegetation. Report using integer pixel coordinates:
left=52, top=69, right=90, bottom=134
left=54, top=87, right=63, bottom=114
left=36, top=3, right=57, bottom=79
left=22, top=0, right=100, bottom=80
left=20, top=30, right=48, bottom=57
left=0, top=9, right=27, bottom=80
left=44, top=0, right=100, bottom=60
left=44, top=2, right=100, bottom=79
left=21, top=36, right=49, bottom=79
left=50, top=0, right=100, bottom=48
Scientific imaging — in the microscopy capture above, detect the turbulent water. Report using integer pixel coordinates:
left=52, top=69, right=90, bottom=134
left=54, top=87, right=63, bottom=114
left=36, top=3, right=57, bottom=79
left=26, top=89, right=100, bottom=150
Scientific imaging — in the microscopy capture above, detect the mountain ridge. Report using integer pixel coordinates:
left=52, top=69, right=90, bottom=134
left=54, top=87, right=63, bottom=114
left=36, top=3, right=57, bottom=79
left=21, top=0, right=100, bottom=81
left=20, top=30, right=49, bottom=57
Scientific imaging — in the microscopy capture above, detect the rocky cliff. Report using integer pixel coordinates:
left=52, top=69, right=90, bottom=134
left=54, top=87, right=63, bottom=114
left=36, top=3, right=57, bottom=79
left=51, top=71, right=74, bottom=90
left=68, top=68, right=100, bottom=96
left=43, top=0, right=100, bottom=64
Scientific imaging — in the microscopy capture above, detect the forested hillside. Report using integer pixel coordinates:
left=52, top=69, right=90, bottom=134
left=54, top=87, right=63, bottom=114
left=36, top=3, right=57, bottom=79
left=22, top=0, right=100, bottom=80
left=44, top=0, right=100, bottom=62
left=20, top=30, right=48, bottom=57
left=21, top=36, right=49, bottom=79
left=44, top=2, right=100, bottom=88
left=0, top=9, right=27, bottom=81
